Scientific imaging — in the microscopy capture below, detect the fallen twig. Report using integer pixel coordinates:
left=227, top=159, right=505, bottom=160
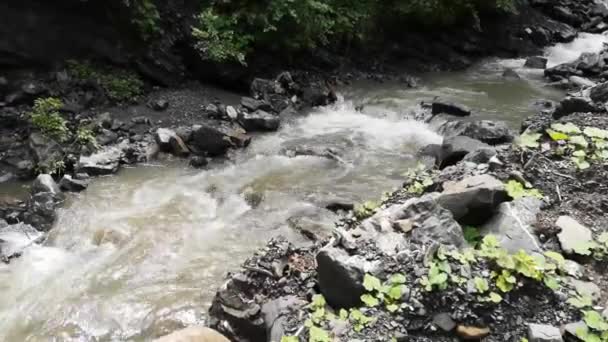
left=550, top=170, right=575, bottom=180
left=556, top=184, right=562, bottom=202
left=243, top=265, right=275, bottom=278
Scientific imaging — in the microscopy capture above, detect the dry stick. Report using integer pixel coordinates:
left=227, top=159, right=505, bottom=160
left=550, top=170, right=575, bottom=180
left=243, top=265, right=275, bottom=278
left=523, top=153, right=536, bottom=170
left=556, top=184, right=562, bottom=202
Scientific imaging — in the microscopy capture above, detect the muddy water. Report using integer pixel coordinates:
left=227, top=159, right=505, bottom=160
left=0, top=32, right=606, bottom=341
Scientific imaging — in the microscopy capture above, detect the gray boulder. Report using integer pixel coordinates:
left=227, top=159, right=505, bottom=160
left=524, top=57, right=548, bottom=69
left=28, top=132, right=63, bottom=169
left=556, top=216, right=593, bottom=254
left=23, top=192, right=60, bottom=232
left=437, top=120, right=514, bottom=145
left=566, top=278, right=602, bottom=301
left=502, top=68, right=521, bottom=79
left=420, top=136, right=493, bottom=169
left=481, top=197, right=543, bottom=253
left=569, top=76, right=596, bottom=88
left=431, top=100, right=471, bottom=117
left=241, top=97, right=273, bottom=112
left=59, top=175, right=88, bottom=192
left=31, top=174, right=61, bottom=195
left=553, top=95, right=601, bottom=119
left=316, top=246, right=376, bottom=308
left=78, top=144, right=124, bottom=175
left=462, top=147, right=497, bottom=164
left=590, top=82, right=608, bottom=103
left=262, top=296, right=306, bottom=342
left=238, top=110, right=280, bottom=132
left=0, top=223, right=44, bottom=261
left=438, top=174, right=508, bottom=225
left=527, top=323, right=563, bottom=342
left=188, top=124, right=251, bottom=157
left=155, top=128, right=190, bottom=157
left=96, top=129, right=119, bottom=146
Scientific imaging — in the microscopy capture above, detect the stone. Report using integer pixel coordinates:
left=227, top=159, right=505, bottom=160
left=524, top=56, right=548, bottom=69
left=0, top=223, right=43, bottom=261
left=31, top=174, right=61, bottom=196
left=456, top=325, right=490, bottom=340
left=433, top=313, right=456, bottom=332
left=569, top=76, right=596, bottom=88
left=78, top=145, right=123, bottom=175
left=151, top=99, right=169, bottom=111
left=553, top=95, right=600, bottom=119
left=527, top=323, right=563, bottom=342
left=155, top=128, right=190, bottom=157
left=556, top=216, right=593, bottom=254
left=92, top=227, right=130, bottom=246
left=563, top=321, right=586, bottom=338
left=23, top=192, right=60, bottom=232
left=432, top=100, right=471, bottom=117
left=262, top=296, right=306, bottom=342
left=189, top=156, right=208, bottom=168
left=59, top=175, right=88, bottom=192
left=590, top=82, right=608, bottom=103
left=152, top=326, right=230, bottom=342
left=563, top=260, right=584, bottom=278
left=361, top=194, right=466, bottom=248
left=421, top=136, right=493, bottom=169
left=28, top=132, right=63, bottom=168
left=316, top=246, right=370, bottom=308
left=463, top=147, right=497, bottom=164
left=96, top=129, right=119, bottom=146
left=97, top=112, right=114, bottom=129
left=438, top=175, right=508, bottom=225
left=238, top=110, right=280, bottom=132
left=188, top=124, right=250, bottom=157
left=226, top=106, right=238, bottom=120
left=480, top=197, right=543, bottom=253
left=241, top=97, right=272, bottom=112
left=437, top=120, right=514, bottom=145
left=567, top=278, right=602, bottom=301
left=503, top=68, right=521, bottom=79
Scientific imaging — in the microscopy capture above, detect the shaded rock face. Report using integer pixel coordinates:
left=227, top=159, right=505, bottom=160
left=316, top=247, right=368, bottom=309
left=481, top=197, right=543, bottom=253
left=238, top=110, right=281, bottom=132
left=78, top=145, right=124, bottom=175
left=59, top=175, right=88, bottom=192
left=589, top=81, right=608, bottom=103
left=438, top=174, right=508, bottom=225
left=431, top=101, right=471, bottom=117
left=420, top=136, right=494, bottom=169
left=437, top=120, right=514, bottom=145
left=28, top=132, right=63, bottom=170
left=188, top=124, right=251, bottom=157
left=553, top=94, right=601, bottom=119
left=155, top=128, right=190, bottom=157
left=524, top=56, right=548, bottom=69
left=23, top=174, right=64, bottom=232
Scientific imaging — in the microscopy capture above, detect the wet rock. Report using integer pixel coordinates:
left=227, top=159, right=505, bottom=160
left=421, top=136, right=493, bottom=169
left=563, top=259, right=584, bottom=278
left=155, top=128, right=190, bottom=157
left=589, top=82, right=608, bottom=103
left=324, top=201, right=354, bottom=213
left=431, top=100, right=471, bottom=117
left=553, top=95, right=600, bottom=119
left=151, top=99, right=169, bottom=111
left=481, top=197, right=543, bottom=253
left=525, top=56, right=548, bottom=69
left=556, top=216, right=593, bottom=254
left=287, top=214, right=333, bottom=242
left=23, top=192, right=60, bottom=232
left=31, top=174, right=61, bottom=196
left=152, top=326, right=230, bottom=342
left=563, top=321, right=586, bottom=339
left=433, top=313, right=456, bottom=332
left=238, top=110, right=280, bottom=132
left=316, top=246, right=369, bottom=308
left=0, top=223, right=43, bottom=261
left=569, top=76, right=596, bottom=88
left=189, top=156, right=208, bottom=168
left=226, top=105, right=238, bottom=120
left=527, top=323, right=562, bottom=342
left=437, top=120, right=514, bottom=145
left=97, top=112, right=114, bottom=129
left=462, top=147, right=497, bottom=164
left=281, top=145, right=343, bottom=162
left=28, top=132, right=63, bottom=169
left=456, top=325, right=490, bottom=340
left=502, top=68, right=521, bottom=79
left=241, top=97, right=273, bottom=112
left=361, top=194, right=466, bottom=248
left=438, top=174, right=508, bottom=225
left=78, top=145, right=123, bottom=175
left=188, top=124, right=250, bottom=157
left=92, top=227, right=129, bottom=246
left=59, top=175, right=88, bottom=192
left=262, top=296, right=306, bottom=342
left=96, top=129, right=119, bottom=146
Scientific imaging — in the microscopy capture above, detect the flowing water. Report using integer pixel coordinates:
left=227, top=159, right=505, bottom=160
left=0, top=32, right=607, bottom=341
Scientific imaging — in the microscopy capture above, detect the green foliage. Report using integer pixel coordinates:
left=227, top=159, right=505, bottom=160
left=403, top=163, right=435, bottom=194
left=67, top=60, right=144, bottom=102
left=546, top=129, right=569, bottom=142
left=421, top=261, right=450, bottom=291
left=568, top=294, right=593, bottom=309
left=516, top=132, right=541, bottom=148
left=128, top=0, right=161, bottom=40
left=542, top=122, right=608, bottom=170
left=505, top=180, right=543, bottom=200
left=308, top=326, right=331, bottom=342
left=349, top=309, right=375, bottom=332
left=496, top=270, right=516, bottom=292
left=576, top=310, right=608, bottom=342
left=571, top=233, right=608, bottom=260
left=552, top=122, right=581, bottom=134
left=191, top=0, right=516, bottom=64
left=29, top=97, right=69, bottom=141
left=36, top=159, right=66, bottom=176
left=354, top=201, right=379, bottom=220
left=281, top=337, right=299, bottom=342
left=474, top=277, right=489, bottom=293
left=361, top=273, right=406, bottom=312
left=463, top=226, right=482, bottom=246
left=76, top=127, right=98, bottom=148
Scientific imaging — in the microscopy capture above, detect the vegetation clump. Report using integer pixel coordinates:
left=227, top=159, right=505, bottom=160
left=29, top=97, right=69, bottom=141
left=67, top=60, right=144, bottom=102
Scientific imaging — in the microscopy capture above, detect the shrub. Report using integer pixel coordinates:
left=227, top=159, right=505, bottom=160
left=30, top=97, right=69, bottom=141
left=67, top=60, right=144, bottom=102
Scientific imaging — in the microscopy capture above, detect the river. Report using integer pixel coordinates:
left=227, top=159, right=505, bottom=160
left=0, top=32, right=606, bottom=341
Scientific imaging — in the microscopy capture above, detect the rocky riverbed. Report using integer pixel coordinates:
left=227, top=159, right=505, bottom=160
left=2, top=0, right=608, bottom=341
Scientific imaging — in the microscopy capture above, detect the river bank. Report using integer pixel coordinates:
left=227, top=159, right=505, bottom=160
left=2, top=0, right=608, bottom=341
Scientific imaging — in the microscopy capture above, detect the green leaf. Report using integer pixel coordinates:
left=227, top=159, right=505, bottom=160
left=573, top=241, right=598, bottom=256
left=568, top=294, right=593, bottom=308
left=583, top=310, right=608, bottom=331
left=488, top=292, right=502, bottom=303
left=360, top=294, right=379, bottom=307
left=281, top=336, right=299, bottom=342
left=543, top=251, right=565, bottom=267
left=552, top=122, right=581, bottom=134
left=387, top=285, right=403, bottom=300
left=584, top=127, right=608, bottom=139
left=386, top=304, right=399, bottom=313
left=569, top=135, right=589, bottom=148
left=308, top=326, right=331, bottom=342
left=505, top=180, right=543, bottom=199
left=363, top=274, right=382, bottom=292
left=572, top=156, right=591, bottom=170
left=463, top=226, right=482, bottom=246
left=543, top=276, right=560, bottom=290
left=474, top=277, right=489, bottom=293
left=546, top=129, right=569, bottom=141
left=573, top=150, right=587, bottom=157
left=389, top=274, right=407, bottom=285
left=598, top=233, right=608, bottom=244
left=339, top=309, right=348, bottom=321
left=311, top=294, right=326, bottom=309
left=516, top=132, right=542, bottom=148
left=496, top=270, right=516, bottom=292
